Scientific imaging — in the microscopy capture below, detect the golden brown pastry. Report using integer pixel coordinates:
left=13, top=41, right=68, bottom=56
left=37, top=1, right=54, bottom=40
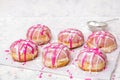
left=26, top=24, right=51, bottom=45
left=58, top=28, right=84, bottom=49
left=86, top=31, right=117, bottom=53
left=10, top=39, right=38, bottom=62
left=42, top=43, right=70, bottom=68
left=77, top=48, right=107, bottom=72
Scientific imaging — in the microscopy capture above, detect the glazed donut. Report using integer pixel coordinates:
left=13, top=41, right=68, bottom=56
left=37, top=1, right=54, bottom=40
left=26, top=24, right=51, bottom=45
left=77, top=48, right=107, bottom=72
left=42, top=43, right=70, bottom=68
left=86, top=31, right=117, bottom=53
left=58, top=28, right=84, bottom=49
left=10, top=39, right=38, bottom=62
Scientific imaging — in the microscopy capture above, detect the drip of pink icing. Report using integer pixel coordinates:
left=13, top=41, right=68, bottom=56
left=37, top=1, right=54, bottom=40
left=27, top=24, right=51, bottom=41
left=69, top=38, right=72, bottom=49
left=30, top=27, right=37, bottom=40
left=52, top=48, right=57, bottom=66
left=40, top=24, right=44, bottom=35
left=77, top=48, right=106, bottom=71
left=59, top=28, right=84, bottom=48
left=24, top=45, right=27, bottom=62
left=95, top=31, right=106, bottom=47
left=10, top=39, right=38, bottom=62
left=82, top=54, right=87, bottom=68
left=43, top=43, right=69, bottom=67
left=88, top=31, right=115, bottom=48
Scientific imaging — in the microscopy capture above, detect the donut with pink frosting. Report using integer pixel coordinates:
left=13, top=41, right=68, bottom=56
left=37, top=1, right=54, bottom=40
left=58, top=28, right=84, bottom=49
left=77, top=48, right=107, bottom=72
left=26, top=24, right=51, bottom=45
left=86, top=31, right=117, bottom=53
left=10, top=39, right=38, bottom=62
left=42, top=43, right=70, bottom=68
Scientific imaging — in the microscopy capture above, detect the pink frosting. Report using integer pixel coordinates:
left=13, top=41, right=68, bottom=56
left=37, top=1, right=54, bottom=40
left=10, top=39, right=38, bottom=62
left=77, top=47, right=106, bottom=70
left=42, top=43, right=70, bottom=67
left=58, top=28, right=84, bottom=48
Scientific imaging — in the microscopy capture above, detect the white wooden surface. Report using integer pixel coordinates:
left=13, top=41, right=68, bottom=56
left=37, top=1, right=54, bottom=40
left=0, top=0, right=120, bottom=80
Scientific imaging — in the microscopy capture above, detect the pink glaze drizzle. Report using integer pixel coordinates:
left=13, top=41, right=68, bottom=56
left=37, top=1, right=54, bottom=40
left=10, top=39, right=38, bottom=62
left=88, top=31, right=116, bottom=48
left=77, top=48, right=106, bottom=71
left=27, top=24, right=51, bottom=43
left=69, top=38, right=72, bottom=49
left=58, top=28, right=84, bottom=48
left=43, top=43, right=70, bottom=67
